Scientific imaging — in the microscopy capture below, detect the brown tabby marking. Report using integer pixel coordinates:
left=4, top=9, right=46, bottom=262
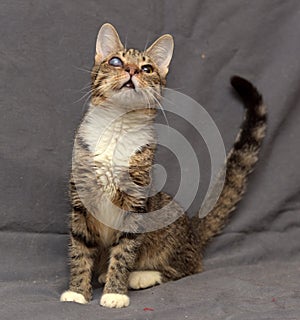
left=60, top=23, right=267, bottom=308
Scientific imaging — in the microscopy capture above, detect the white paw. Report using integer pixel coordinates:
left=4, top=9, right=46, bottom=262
left=129, top=271, right=162, bottom=289
left=60, top=291, right=88, bottom=304
left=98, top=273, right=107, bottom=284
left=100, top=293, right=130, bottom=308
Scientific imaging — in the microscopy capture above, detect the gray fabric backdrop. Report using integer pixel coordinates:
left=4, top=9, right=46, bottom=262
left=1, top=1, right=300, bottom=319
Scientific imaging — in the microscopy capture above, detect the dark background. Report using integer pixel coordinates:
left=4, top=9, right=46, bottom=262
left=1, top=1, right=300, bottom=319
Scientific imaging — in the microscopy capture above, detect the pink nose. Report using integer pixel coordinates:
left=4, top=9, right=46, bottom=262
left=125, top=64, right=139, bottom=76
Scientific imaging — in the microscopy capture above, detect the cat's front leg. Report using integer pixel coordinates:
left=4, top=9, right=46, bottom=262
left=100, top=235, right=141, bottom=308
left=60, top=209, right=98, bottom=304
left=60, top=233, right=97, bottom=304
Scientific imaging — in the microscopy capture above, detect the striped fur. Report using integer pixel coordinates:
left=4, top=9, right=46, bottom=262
left=60, top=24, right=267, bottom=308
left=195, top=76, right=267, bottom=247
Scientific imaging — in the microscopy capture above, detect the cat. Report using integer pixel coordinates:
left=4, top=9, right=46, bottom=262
left=60, top=23, right=267, bottom=308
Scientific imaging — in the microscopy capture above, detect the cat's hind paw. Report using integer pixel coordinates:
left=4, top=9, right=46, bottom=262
left=60, top=291, right=88, bottom=304
left=129, top=271, right=162, bottom=289
left=100, top=293, right=130, bottom=308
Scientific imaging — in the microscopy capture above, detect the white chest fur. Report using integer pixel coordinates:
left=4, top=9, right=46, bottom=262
left=75, top=104, right=156, bottom=233
left=81, top=104, right=155, bottom=183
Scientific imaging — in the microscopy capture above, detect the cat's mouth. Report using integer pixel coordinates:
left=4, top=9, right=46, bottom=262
left=121, top=79, right=135, bottom=90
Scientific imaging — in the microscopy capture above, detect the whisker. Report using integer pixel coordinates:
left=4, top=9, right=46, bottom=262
left=146, top=88, right=169, bottom=127
left=124, top=33, right=128, bottom=51
left=141, top=90, right=151, bottom=111
left=150, top=87, right=177, bottom=108
left=67, top=82, right=91, bottom=93
left=73, top=87, right=95, bottom=104
left=81, top=91, right=93, bottom=114
left=143, top=33, right=151, bottom=52
left=72, top=65, right=98, bottom=76
left=164, top=86, right=185, bottom=91
left=78, top=82, right=92, bottom=92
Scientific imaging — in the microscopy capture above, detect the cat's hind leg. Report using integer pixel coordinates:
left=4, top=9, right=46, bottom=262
left=98, top=272, right=107, bottom=284
left=128, top=271, right=162, bottom=289
left=99, top=270, right=162, bottom=290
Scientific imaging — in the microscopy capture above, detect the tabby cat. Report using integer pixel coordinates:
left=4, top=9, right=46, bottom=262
left=60, top=23, right=267, bottom=308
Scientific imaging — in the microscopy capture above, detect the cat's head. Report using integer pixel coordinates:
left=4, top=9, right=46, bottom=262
left=90, top=23, right=174, bottom=108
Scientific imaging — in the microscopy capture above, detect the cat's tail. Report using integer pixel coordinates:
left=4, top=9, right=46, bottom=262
left=194, top=76, right=267, bottom=248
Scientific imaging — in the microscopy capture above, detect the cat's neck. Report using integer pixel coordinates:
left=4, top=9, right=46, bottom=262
left=88, top=100, right=157, bottom=123
left=90, top=94, right=158, bottom=114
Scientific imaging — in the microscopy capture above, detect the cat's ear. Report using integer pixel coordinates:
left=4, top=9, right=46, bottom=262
left=146, top=34, right=174, bottom=76
left=95, top=23, right=124, bottom=63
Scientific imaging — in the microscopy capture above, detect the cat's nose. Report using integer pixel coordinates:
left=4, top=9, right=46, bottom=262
left=125, top=64, right=139, bottom=76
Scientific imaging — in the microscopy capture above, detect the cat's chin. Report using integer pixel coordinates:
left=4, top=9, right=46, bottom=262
left=108, top=89, right=155, bottom=110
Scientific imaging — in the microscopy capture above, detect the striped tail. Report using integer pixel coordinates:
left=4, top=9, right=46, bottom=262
left=196, top=76, right=267, bottom=248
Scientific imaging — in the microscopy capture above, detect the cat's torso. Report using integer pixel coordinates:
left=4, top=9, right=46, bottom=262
left=73, top=103, right=157, bottom=243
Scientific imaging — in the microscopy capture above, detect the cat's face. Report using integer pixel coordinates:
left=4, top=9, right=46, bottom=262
left=90, top=23, right=174, bottom=108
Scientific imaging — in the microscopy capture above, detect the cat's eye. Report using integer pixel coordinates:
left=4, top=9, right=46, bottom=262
left=109, top=57, right=123, bottom=67
left=141, top=64, right=153, bottom=73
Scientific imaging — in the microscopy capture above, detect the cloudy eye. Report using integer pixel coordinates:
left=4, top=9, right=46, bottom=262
left=141, top=64, right=153, bottom=73
left=109, top=57, right=123, bottom=67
